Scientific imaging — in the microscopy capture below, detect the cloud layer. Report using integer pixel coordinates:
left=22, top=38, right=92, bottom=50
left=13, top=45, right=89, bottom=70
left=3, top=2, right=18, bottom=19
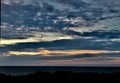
left=1, top=0, right=120, bottom=66
left=8, top=49, right=120, bottom=56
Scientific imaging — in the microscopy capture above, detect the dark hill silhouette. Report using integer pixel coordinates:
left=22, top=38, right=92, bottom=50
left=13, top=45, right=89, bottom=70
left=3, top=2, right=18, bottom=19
left=0, top=71, right=120, bottom=82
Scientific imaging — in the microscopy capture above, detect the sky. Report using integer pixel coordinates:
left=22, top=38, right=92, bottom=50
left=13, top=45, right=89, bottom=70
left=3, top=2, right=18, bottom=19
left=0, top=0, right=120, bottom=66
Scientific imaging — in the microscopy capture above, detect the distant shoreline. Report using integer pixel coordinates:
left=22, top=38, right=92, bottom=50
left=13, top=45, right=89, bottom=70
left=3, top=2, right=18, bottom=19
left=0, top=66, right=120, bottom=75
left=0, top=71, right=120, bottom=81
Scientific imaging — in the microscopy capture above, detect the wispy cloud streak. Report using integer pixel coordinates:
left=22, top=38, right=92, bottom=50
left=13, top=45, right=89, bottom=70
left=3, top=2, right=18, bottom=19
left=8, top=49, right=120, bottom=56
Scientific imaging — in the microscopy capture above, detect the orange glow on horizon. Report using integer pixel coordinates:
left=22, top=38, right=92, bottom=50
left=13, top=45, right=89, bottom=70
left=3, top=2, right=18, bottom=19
left=8, top=49, right=116, bottom=56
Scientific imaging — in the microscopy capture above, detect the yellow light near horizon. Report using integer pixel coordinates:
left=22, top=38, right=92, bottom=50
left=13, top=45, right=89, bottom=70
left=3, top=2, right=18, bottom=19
left=8, top=49, right=114, bottom=56
left=0, top=38, right=40, bottom=46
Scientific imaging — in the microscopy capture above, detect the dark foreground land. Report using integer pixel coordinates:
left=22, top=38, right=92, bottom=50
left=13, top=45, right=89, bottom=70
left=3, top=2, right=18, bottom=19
left=0, top=71, right=120, bottom=82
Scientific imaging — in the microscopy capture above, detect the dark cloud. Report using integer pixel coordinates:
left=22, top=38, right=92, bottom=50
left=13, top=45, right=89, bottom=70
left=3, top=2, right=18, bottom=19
left=43, top=2, right=55, bottom=12
left=1, top=52, right=120, bottom=66
left=1, top=38, right=120, bottom=52
left=55, top=0, right=88, bottom=8
left=63, top=30, right=120, bottom=39
left=0, top=54, right=107, bottom=63
left=0, top=54, right=89, bottom=66
left=39, top=54, right=94, bottom=60
left=79, top=31, right=120, bottom=38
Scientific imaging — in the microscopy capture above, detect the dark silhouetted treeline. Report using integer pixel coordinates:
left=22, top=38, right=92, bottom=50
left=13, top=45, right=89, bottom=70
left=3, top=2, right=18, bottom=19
left=0, top=71, right=120, bottom=82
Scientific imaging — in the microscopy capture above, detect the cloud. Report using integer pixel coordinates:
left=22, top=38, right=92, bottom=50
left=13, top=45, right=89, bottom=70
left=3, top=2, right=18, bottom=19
left=1, top=48, right=120, bottom=66
left=1, top=55, right=120, bottom=66
left=0, top=32, right=74, bottom=46
left=1, top=38, right=120, bottom=56
left=0, top=38, right=40, bottom=46
left=7, top=49, right=120, bottom=56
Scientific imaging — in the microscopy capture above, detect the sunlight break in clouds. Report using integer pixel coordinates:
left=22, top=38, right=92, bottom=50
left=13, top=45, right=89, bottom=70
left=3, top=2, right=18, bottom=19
left=0, top=32, right=74, bottom=46
left=0, top=38, right=40, bottom=46
left=8, top=49, right=120, bottom=56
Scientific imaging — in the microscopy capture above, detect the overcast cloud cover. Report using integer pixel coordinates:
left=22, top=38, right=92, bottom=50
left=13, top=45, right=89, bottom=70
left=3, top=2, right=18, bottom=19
left=0, top=0, right=120, bottom=66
